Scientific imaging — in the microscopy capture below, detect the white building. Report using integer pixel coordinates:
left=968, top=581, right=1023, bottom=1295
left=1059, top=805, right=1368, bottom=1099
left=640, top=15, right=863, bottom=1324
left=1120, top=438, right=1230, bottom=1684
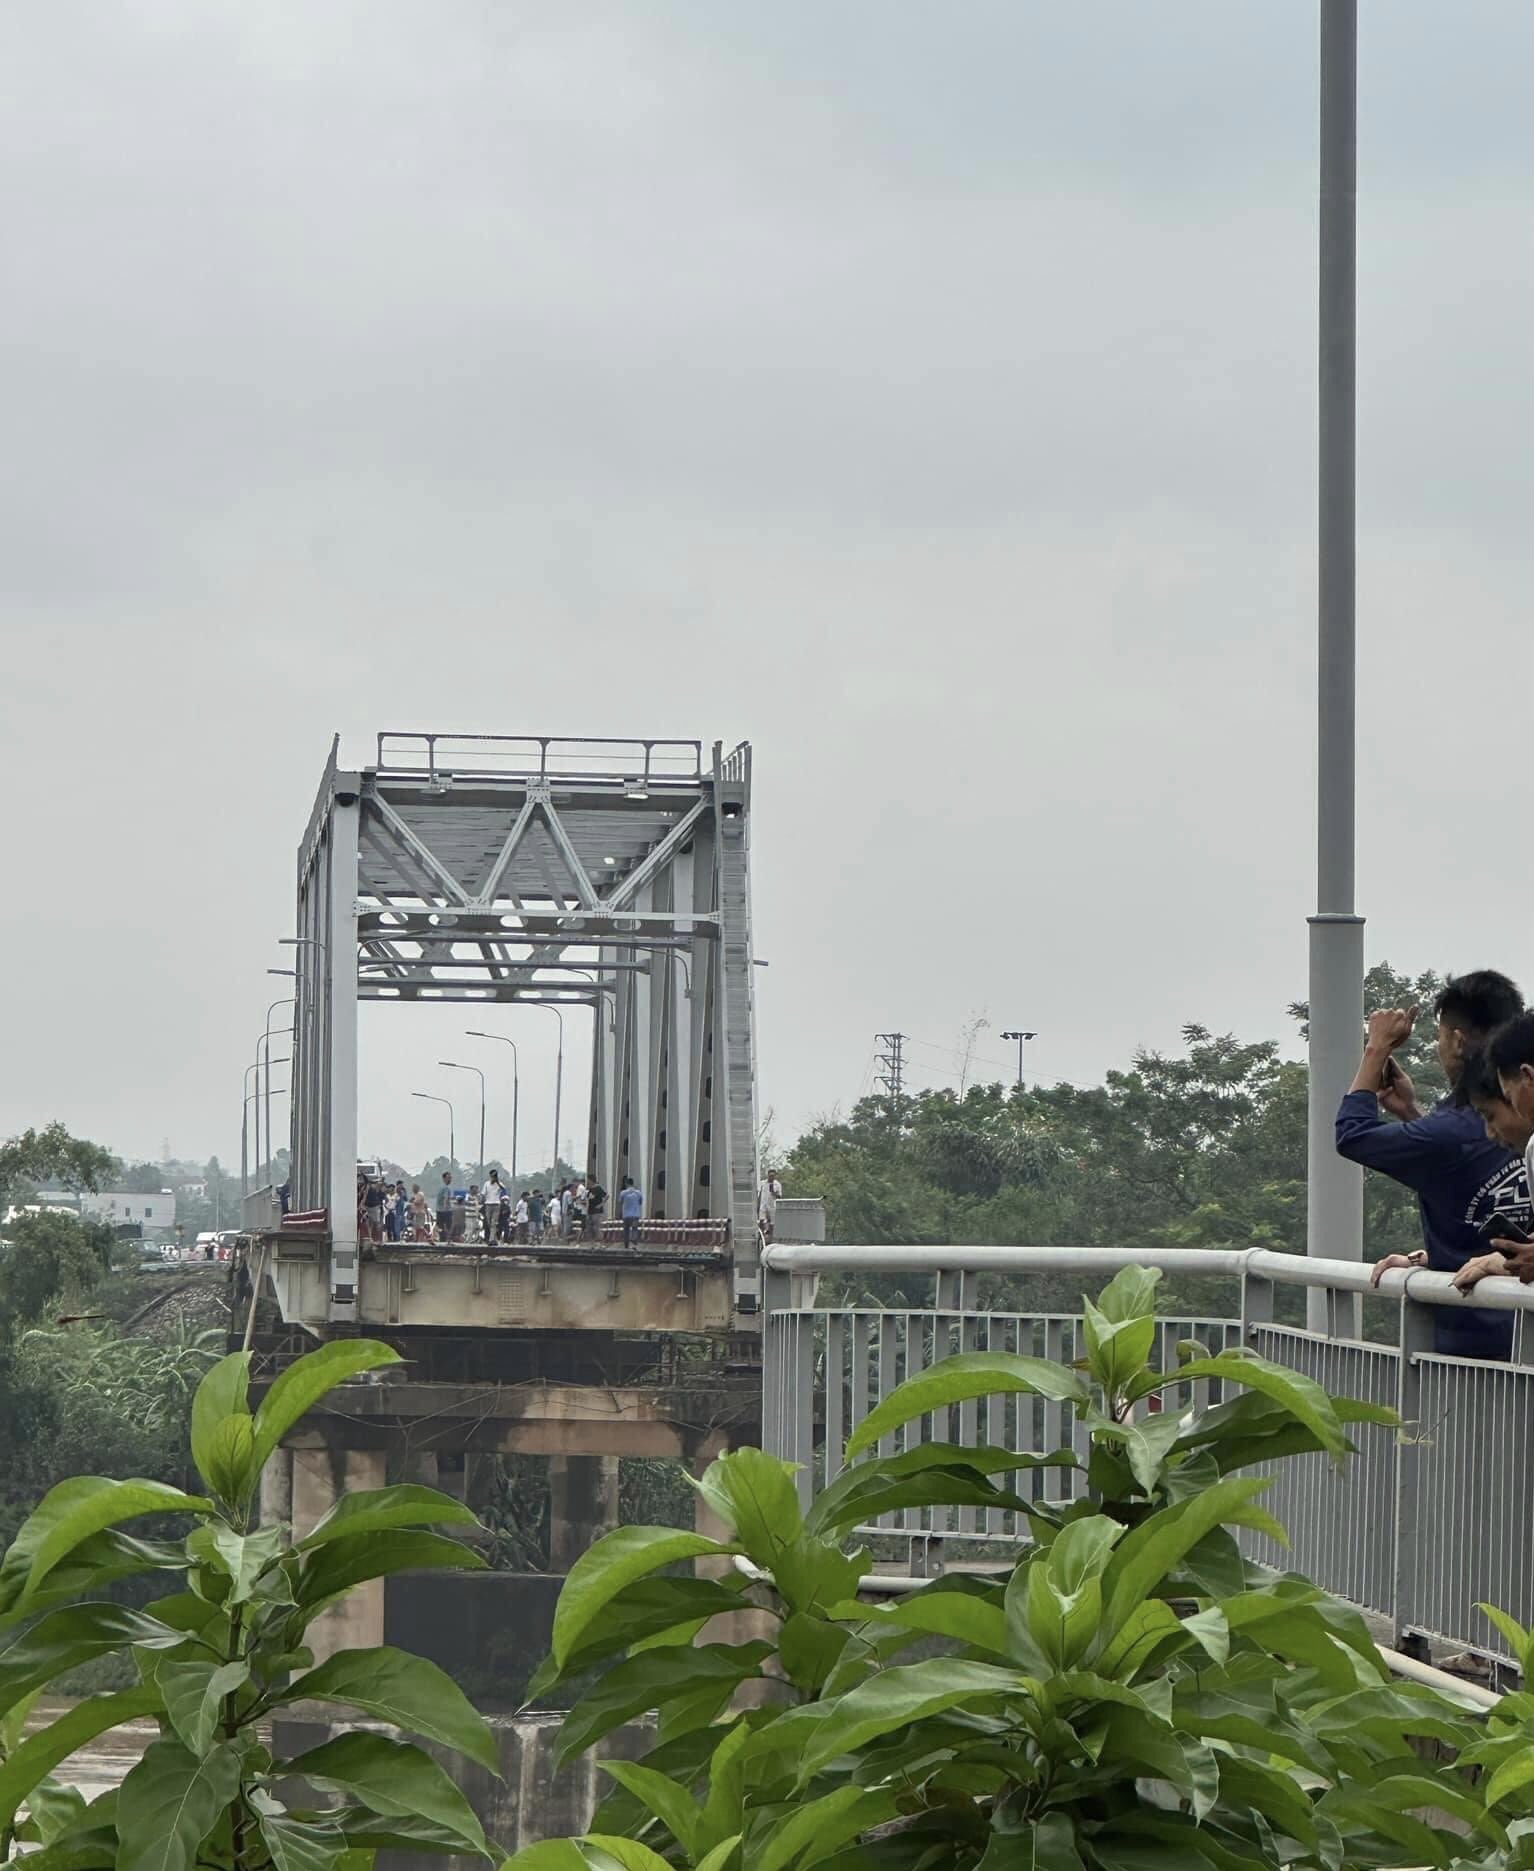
left=80, top=1191, right=177, bottom=1234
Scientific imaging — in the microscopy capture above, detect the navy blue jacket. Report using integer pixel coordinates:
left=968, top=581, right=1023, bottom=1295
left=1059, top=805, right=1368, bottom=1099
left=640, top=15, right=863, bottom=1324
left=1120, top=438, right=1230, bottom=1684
left=1335, top=1090, right=1531, bottom=1359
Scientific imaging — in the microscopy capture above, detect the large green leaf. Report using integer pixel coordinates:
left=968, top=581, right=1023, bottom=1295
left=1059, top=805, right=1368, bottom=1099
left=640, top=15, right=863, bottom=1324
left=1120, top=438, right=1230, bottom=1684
left=186, top=1523, right=284, bottom=1606
left=0, top=1482, right=116, bottom=1612
left=190, top=1354, right=252, bottom=1500
left=199, top=1418, right=257, bottom=1512
left=847, top=1588, right=1008, bottom=1659
left=597, top=1760, right=700, bottom=1856
left=250, top=1342, right=404, bottom=1477
left=1095, top=1264, right=1163, bottom=1324
left=1214, top=1757, right=1318, bottom=1848
left=0, top=1603, right=188, bottom=1711
left=527, top=1577, right=748, bottom=1697
left=1081, top=1296, right=1157, bottom=1398
left=298, top=1530, right=483, bottom=1612
left=20, top=1778, right=87, bottom=1847
left=975, top=1812, right=1083, bottom=1870
left=1096, top=1599, right=1182, bottom=1680
left=1101, top=1477, right=1272, bottom=1636
left=1099, top=1710, right=1218, bottom=1821
left=277, top=1646, right=498, bottom=1772
left=805, top=1443, right=1072, bottom=1538
left=0, top=1688, right=159, bottom=1835
left=115, top=1738, right=241, bottom=1871
left=551, top=1527, right=738, bottom=1670
left=754, top=1784, right=895, bottom=1871
left=9, top=1480, right=211, bottom=1607
left=769, top=1537, right=870, bottom=1616
left=558, top=1644, right=770, bottom=1761
left=1478, top=1603, right=1533, bottom=1673
left=845, top=1355, right=1088, bottom=1458
left=155, top=1659, right=249, bottom=1757
left=287, top=1732, right=490, bottom=1859
left=1094, top=1412, right=1188, bottom=1498
left=296, top=1484, right=480, bottom=1551
left=1148, top=1351, right=1348, bottom=1462
left=258, top=1811, right=348, bottom=1871
left=690, top=1448, right=803, bottom=1563
left=796, top=1658, right=1025, bottom=1782
left=697, top=1718, right=751, bottom=1854
left=20, top=1788, right=120, bottom=1871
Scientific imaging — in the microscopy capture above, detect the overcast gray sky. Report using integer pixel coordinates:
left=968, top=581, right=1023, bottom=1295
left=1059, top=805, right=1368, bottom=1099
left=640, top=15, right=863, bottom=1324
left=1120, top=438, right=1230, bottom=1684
left=4, top=1, right=1532, bottom=1172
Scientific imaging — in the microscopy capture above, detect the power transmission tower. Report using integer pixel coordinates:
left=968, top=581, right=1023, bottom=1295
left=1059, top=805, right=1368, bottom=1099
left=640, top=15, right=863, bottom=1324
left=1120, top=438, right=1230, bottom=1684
left=874, top=1033, right=907, bottom=1104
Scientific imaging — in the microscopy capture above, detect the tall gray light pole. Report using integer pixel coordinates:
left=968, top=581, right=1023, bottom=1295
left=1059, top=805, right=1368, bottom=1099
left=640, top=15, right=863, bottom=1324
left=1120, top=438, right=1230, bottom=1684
left=260, top=999, right=295, bottom=1185
left=413, top=1092, right=456, bottom=1182
left=522, top=1002, right=565, bottom=1181
left=466, top=1033, right=518, bottom=1183
left=1000, top=1030, right=1037, bottom=1090
left=1308, top=0, right=1365, bottom=1331
left=439, top=1061, right=486, bottom=1180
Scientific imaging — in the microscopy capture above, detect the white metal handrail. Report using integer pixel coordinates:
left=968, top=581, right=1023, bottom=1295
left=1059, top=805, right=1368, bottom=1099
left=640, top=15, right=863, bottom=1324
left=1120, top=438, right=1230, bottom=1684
left=761, top=1242, right=1534, bottom=1314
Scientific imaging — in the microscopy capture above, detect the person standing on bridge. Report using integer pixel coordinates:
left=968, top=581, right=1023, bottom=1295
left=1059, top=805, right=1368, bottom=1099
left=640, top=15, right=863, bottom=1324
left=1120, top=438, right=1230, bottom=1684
left=528, top=1187, right=545, bottom=1245
left=547, top=1186, right=564, bottom=1240
left=436, top=1170, right=455, bottom=1244
left=758, top=1167, right=784, bottom=1243
left=482, top=1170, right=505, bottom=1243
left=514, top=1191, right=529, bottom=1242
left=618, top=1175, right=643, bottom=1248
left=409, top=1183, right=431, bottom=1241
left=1342, top=972, right=1531, bottom=1358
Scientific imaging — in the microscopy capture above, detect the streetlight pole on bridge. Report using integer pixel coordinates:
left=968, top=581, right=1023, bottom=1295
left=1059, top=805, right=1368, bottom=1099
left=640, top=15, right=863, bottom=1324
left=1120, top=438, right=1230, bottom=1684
left=413, top=1091, right=456, bottom=1184
left=1308, top=0, right=1365, bottom=1330
left=439, top=1061, right=486, bottom=1181
left=465, top=1033, right=518, bottom=1184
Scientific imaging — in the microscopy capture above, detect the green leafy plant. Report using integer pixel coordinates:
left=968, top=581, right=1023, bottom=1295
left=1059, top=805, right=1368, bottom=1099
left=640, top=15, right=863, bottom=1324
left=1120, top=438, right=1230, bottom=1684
left=520, top=1267, right=1494, bottom=1870
left=0, top=1337, right=498, bottom=1871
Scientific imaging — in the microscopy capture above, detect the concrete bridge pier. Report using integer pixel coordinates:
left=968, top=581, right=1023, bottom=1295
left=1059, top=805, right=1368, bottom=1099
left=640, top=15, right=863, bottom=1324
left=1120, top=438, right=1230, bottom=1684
left=260, top=1441, right=387, bottom=1657
left=548, top=1456, right=620, bottom=1571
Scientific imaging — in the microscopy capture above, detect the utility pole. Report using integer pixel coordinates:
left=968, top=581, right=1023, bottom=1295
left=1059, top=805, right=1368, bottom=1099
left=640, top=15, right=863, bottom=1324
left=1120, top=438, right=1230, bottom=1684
left=1308, top=0, right=1365, bottom=1332
left=874, top=1032, right=907, bottom=1105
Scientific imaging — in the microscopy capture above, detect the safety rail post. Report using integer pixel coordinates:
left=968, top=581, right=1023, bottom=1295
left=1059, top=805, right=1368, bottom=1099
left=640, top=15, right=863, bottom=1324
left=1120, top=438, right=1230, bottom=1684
left=1393, top=1280, right=1434, bottom=1647
left=1239, top=1253, right=1276, bottom=1344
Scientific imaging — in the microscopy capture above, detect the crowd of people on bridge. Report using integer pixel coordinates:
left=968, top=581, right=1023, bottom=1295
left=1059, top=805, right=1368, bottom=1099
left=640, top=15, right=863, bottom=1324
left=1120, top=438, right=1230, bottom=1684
left=355, top=1167, right=633, bottom=1248
left=1339, top=969, right=1534, bottom=1358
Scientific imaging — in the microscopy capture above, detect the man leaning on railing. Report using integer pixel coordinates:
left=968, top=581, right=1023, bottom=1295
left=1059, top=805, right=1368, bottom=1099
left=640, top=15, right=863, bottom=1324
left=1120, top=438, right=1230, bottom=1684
left=1337, top=971, right=1532, bottom=1358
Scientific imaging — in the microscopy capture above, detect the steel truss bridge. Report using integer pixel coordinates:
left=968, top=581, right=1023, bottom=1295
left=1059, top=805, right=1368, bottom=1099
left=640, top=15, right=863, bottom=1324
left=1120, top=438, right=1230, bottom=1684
left=268, top=732, right=769, bottom=1337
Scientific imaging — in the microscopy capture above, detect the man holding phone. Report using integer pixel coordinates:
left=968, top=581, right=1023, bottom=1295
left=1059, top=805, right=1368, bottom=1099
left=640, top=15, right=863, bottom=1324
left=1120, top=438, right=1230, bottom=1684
left=1339, top=971, right=1530, bottom=1357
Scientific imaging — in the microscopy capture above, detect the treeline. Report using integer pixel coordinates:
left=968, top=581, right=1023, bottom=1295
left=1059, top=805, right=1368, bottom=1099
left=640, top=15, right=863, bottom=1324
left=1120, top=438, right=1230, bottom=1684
left=783, top=962, right=1443, bottom=1317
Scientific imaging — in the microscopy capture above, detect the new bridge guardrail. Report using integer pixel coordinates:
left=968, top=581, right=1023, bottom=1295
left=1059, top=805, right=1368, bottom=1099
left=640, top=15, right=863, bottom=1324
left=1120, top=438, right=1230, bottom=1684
left=760, top=1243, right=1534, bottom=1663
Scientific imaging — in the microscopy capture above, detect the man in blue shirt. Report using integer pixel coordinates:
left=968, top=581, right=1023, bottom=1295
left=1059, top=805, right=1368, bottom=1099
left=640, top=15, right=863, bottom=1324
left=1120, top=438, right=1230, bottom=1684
left=617, top=1177, right=643, bottom=1248
left=1338, top=970, right=1529, bottom=1358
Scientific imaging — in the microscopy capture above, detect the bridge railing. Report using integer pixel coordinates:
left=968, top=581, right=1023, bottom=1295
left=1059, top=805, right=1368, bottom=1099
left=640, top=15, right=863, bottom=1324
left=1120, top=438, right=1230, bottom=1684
left=760, top=1243, right=1534, bottom=1661
left=373, top=732, right=705, bottom=784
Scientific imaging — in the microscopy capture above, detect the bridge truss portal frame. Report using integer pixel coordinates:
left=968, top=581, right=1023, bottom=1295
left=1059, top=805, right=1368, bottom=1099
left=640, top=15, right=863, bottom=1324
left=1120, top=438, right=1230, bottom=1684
left=288, top=733, right=761, bottom=1326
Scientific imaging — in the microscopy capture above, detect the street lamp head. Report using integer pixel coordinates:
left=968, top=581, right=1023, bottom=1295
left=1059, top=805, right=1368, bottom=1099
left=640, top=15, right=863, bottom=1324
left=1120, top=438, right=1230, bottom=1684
left=1000, top=1030, right=1038, bottom=1042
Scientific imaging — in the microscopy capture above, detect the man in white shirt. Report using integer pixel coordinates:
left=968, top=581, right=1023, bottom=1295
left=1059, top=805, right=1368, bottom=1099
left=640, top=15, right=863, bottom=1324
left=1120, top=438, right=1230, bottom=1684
left=481, top=1171, right=505, bottom=1243
left=513, top=1195, right=529, bottom=1243
left=547, top=1189, right=564, bottom=1240
left=758, top=1168, right=783, bottom=1242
